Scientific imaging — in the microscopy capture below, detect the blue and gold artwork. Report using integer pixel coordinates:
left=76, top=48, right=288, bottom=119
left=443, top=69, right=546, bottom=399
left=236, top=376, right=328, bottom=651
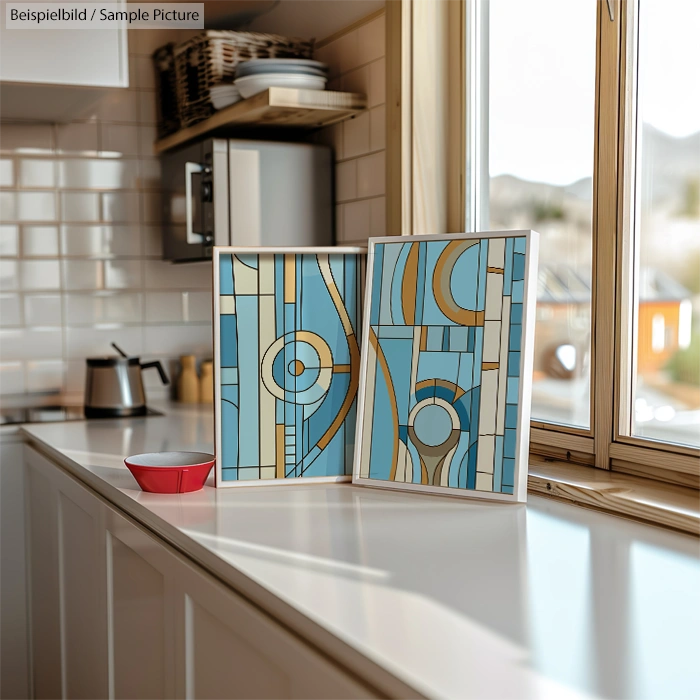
left=214, top=249, right=363, bottom=485
left=354, top=233, right=537, bottom=501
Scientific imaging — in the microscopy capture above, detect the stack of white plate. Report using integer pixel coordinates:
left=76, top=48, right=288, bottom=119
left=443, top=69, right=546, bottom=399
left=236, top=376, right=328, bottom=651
left=209, top=83, right=242, bottom=110
left=234, top=59, right=328, bottom=99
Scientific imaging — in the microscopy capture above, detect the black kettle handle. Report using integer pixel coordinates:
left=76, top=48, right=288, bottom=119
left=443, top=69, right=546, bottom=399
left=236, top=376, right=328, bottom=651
left=141, top=360, right=170, bottom=385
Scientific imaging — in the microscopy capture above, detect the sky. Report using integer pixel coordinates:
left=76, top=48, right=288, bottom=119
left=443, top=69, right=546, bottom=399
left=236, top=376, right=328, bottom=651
left=488, top=0, right=700, bottom=186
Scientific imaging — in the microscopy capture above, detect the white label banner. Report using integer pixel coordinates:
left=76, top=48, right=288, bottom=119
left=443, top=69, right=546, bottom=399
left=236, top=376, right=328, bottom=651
left=5, top=3, right=205, bottom=28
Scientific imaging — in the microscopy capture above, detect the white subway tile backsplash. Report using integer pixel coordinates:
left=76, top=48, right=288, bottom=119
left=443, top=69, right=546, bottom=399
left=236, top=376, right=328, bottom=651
left=0, top=294, right=22, bottom=326
left=143, top=225, right=162, bottom=257
left=186, top=291, right=212, bottom=323
left=141, top=192, right=162, bottom=223
left=104, top=226, right=142, bottom=257
left=0, top=362, right=25, bottom=395
left=105, top=259, right=142, bottom=289
left=357, top=152, right=385, bottom=198
left=145, top=291, right=185, bottom=323
left=22, top=226, right=59, bottom=257
left=60, top=225, right=140, bottom=258
left=336, top=30, right=360, bottom=74
left=65, top=292, right=143, bottom=325
left=335, top=160, right=357, bottom=203
left=24, top=294, right=62, bottom=326
left=56, top=122, right=99, bottom=154
left=59, top=159, right=139, bottom=190
left=143, top=260, right=211, bottom=289
left=0, top=261, right=18, bottom=290
left=64, top=359, right=86, bottom=394
left=138, top=92, right=158, bottom=126
left=369, top=58, right=386, bottom=108
left=144, top=324, right=212, bottom=357
left=61, top=192, right=100, bottom=222
left=17, top=192, right=56, bottom=221
left=100, top=124, right=140, bottom=157
left=0, top=124, right=53, bottom=154
left=138, top=128, right=158, bottom=158
left=370, top=196, right=386, bottom=237
left=370, top=105, right=386, bottom=152
left=101, top=192, right=140, bottom=222
left=134, top=55, right=156, bottom=89
left=0, top=192, right=16, bottom=220
left=0, top=360, right=27, bottom=395
left=0, top=328, right=63, bottom=360
left=19, top=159, right=56, bottom=188
left=145, top=290, right=212, bottom=323
left=19, top=260, right=61, bottom=291
left=96, top=90, right=139, bottom=124
left=138, top=157, right=161, bottom=188
left=342, top=65, right=370, bottom=96
left=26, top=360, right=65, bottom=392
left=62, top=260, right=104, bottom=290
left=0, top=159, right=14, bottom=187
left=0, top=225, right=19, bottom=257
left=358, top=15, right=385, bottom=65
left=343, top=200, right=371, bottom=242
left=343, top=112, right=371, bottom=159
left=65, top=325, right=143, bottom=359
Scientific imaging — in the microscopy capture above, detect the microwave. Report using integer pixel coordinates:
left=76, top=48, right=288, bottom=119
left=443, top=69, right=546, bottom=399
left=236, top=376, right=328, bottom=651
left=161, top=138, right=333, bottom=262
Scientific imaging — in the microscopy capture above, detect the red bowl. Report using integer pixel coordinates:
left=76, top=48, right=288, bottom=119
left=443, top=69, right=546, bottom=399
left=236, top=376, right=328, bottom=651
left=124, top=451, right=215, bottom=494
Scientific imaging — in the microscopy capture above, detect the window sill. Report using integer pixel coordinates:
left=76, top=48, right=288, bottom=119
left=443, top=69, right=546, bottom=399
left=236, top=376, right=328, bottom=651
left=528, top=458, right=700, bottom=537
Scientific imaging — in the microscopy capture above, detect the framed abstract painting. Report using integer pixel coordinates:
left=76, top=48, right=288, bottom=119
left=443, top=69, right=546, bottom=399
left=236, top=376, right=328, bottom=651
left=353, top=231, right=539, bottom=502
left=213, top=247, right=365, bottom=487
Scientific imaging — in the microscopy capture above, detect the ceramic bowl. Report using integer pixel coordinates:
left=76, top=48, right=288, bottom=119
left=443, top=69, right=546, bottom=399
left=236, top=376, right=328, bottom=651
left=124, top=451, right=215, bottom=493
left=234, top=73, right=327, bottom=99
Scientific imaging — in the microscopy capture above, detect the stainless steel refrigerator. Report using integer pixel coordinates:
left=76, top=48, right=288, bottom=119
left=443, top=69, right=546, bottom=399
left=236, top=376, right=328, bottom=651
left=161, top=138, right=333, bottom=262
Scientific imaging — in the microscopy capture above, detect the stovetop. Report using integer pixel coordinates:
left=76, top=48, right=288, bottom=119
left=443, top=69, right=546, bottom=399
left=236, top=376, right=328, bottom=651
left=0, top=405, right=163, bottom=426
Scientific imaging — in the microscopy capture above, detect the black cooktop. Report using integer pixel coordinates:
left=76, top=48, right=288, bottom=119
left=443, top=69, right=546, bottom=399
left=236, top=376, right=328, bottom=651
left=0, top=405, right=163, bottom=426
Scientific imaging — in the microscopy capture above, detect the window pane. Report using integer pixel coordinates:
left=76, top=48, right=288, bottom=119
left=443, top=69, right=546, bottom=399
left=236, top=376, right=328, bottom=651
left=631, top=0, right=700, bottom=448
left=487, top=0, right=596, bottom=429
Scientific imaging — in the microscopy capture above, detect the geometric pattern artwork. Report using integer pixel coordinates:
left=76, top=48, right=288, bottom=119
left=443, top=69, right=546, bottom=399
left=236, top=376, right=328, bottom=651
left=213, top=247, right=365, bottom=487
left=353, top=232, right=538, bottom=502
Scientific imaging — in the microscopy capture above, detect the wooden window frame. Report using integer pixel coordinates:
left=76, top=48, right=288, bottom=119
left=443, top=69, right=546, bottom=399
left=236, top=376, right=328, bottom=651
left=385, top=0, right=699, bottom=499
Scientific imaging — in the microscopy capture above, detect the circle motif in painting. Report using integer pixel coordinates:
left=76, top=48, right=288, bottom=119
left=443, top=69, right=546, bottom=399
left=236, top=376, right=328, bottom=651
left=412, top=403, right=454, bottom=447
left=262, top=332, right=333, bottom=405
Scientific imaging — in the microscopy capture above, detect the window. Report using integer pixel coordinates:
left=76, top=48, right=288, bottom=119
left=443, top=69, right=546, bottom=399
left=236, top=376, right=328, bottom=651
left=627, top=0, right=700, bottom=449
left=485, top=0, right=596, bottom=430
left=465, top=0, right=700, bottom=476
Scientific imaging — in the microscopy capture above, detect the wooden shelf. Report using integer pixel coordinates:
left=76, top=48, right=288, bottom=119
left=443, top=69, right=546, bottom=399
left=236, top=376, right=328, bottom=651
left=154, top=88, right=367, bottom=154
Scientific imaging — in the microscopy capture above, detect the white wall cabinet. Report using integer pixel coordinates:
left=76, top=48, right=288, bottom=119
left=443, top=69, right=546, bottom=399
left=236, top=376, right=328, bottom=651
left=0, top=0, right=128, bottom=88
left=21, top=446, right=375, bottom=700
left=0, top=0, right=129, bottom=120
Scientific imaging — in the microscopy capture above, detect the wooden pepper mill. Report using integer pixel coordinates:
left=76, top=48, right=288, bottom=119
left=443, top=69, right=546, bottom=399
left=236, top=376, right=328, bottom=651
left=178, top=355, right=198, bottom=403
left=199, top=360, right=214, bottom=404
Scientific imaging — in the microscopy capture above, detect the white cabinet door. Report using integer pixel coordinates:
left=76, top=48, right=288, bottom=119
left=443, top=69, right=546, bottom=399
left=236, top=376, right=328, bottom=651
left=55, top=474, right=108, bottom=698
left=0, top=434, right=29, bottom=700
left=103, top=509, right=376, bottom=700
left=104, top=508, right=178, bottom=700
left=0, top=0, right=128, bottom=87
left=24, top=445, right=109, bottom=699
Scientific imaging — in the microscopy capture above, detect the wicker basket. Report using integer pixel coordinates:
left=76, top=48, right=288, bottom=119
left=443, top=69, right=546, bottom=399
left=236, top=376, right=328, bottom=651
left=173, top=31, right=314, bottom=128
left=152, top=43, right=180, bottom=138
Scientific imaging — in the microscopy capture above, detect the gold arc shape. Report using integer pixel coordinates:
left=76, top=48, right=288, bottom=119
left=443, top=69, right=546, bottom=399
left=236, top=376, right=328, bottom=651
left=369, top=327, right=400, bottom=479
left=432, top=240, right=485, bottom=326
left=315, top=255, right=361, bottom=451
left=401, top=242, right=419, bottom=325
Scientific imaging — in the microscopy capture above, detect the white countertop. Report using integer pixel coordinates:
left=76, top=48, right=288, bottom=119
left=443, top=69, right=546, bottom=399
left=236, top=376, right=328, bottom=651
left=19, top=403, right=700, bottom=699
